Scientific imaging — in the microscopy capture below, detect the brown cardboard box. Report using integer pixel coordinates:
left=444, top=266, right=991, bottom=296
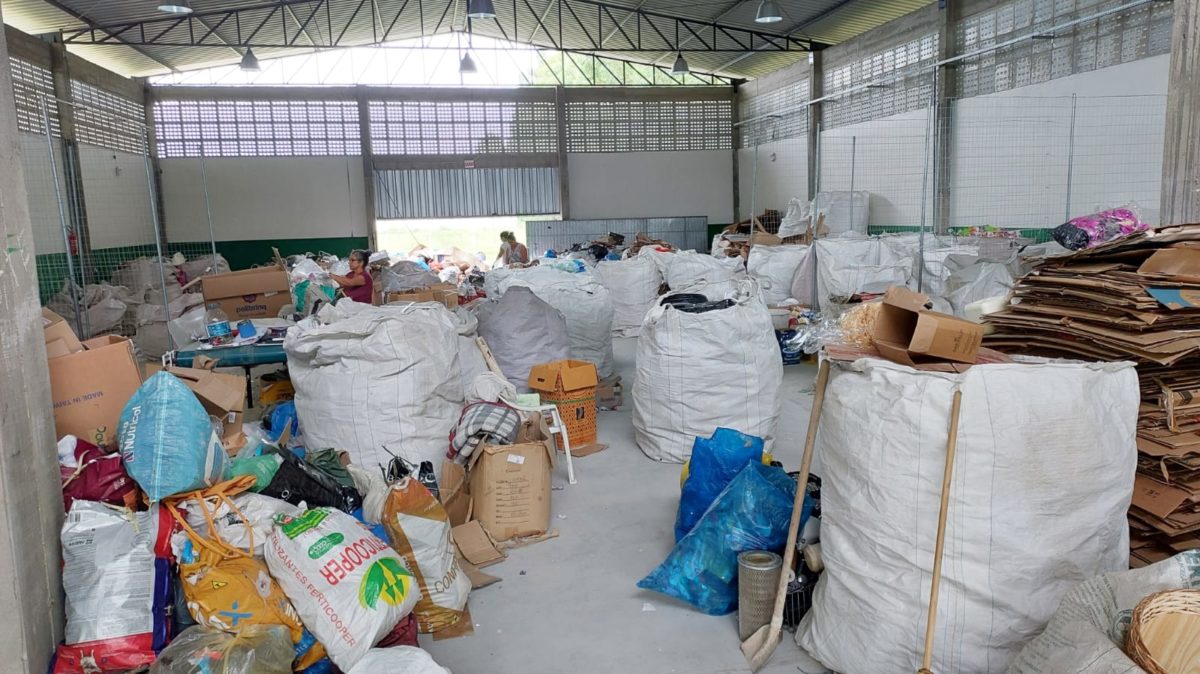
left=201, top=265, right=291, bottom=319
left=528, top=359, right=598, bottom=394
left=873, top=287, right=985, bottom=365
left=383, top=283, right=459, bottom=309
left=440, top=461, right=473, bottom=527
left=167, top=366, right=246, bottom=453
left=43, top=308, right=84, bottom=355
left=468, top=417, right=555, bottom=541
left=47, top=335, right=143, bottom=449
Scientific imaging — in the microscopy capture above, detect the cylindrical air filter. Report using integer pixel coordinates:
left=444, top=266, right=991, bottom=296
left=737, top=550, right=783, bottom=640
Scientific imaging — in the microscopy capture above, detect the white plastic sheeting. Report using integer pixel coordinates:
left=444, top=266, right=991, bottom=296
left=285, top=302, right=464, bottom=473
left=632, top=283, right=783, bottom=463
left=1007, top=550, right=1200, bottom=673
left=814, top=236, right=913, bottom=307
left=797, top=358, right=1139, bottom=674
left=813, top=190, right=869, bottom=236
left=593, top=255, right=662, bottom=337
left=490, top=266, right=615, bottom=379
left=747, top=244, right=809, bottom=304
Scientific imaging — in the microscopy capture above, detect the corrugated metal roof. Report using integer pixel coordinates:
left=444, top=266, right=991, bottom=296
left=2, top=0, right=933, bottom=79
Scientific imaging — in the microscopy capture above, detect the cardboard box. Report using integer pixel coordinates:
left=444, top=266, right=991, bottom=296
left=43, top=308, right=84, bottom=355
left=167, top=366, right=246, bottom=453
left=528, top=359, right=598, bottom=394
left=201, top=265, right=291, bottom=319
left=872, top=287, right=985, bottom=365
left=468, top=417, right=555, bottom=541
left=383, top=283, right=458, bottom=309
left=47, top=335, right=143, bottom=449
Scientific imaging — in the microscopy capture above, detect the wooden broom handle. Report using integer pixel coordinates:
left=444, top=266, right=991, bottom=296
left=767, top=359, right=831, bottom=631
left=919, top=389, right=963, bottom=674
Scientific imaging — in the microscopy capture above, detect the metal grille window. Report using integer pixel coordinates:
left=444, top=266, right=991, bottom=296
left=565, top=99, right=732, bottom=153
left=822, top=34, right=938, bottom=128
left=957, top=0, right=1173, bottom=97
left=738, top=78, right=809, bottom=148
left=71, top=81, right=146, bottom=154
left=154, top=99, right=361, bottom=157
left=368, top=100, right=557, bottom=155
left=10, top=58, right=59, bottom=136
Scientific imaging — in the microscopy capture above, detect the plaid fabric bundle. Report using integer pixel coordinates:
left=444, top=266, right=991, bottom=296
left=448, top=402, right=521, bottom=462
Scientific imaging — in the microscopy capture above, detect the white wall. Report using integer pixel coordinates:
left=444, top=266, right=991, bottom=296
left=78, top=146, right=156, bottom=249
left=567, top=150, right=733, bottom=223
left=737, top=55, right=1170, bottom=230
left=161, top=156, right=366, bottom=242
left=19, top=132, right=67, bottom=255
left=737, top=136, right=808, bottom=221
left=951, top=55, right=1169, bottom=227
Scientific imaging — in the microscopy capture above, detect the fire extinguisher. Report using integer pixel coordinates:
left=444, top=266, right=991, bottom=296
left=68, top=228, right=78, bottom=256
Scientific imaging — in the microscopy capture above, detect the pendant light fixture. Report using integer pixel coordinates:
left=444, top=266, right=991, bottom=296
left=467, top=0, right=496, bottom=19
left=460, top=52, right=477, bottom=73
left=755, top=0, right=783, bottom=24
left=672, top=53, right=689, bottom=75
left=240, top=48, right=260, bottom=72
left=157, top=0, right=193, bottom=14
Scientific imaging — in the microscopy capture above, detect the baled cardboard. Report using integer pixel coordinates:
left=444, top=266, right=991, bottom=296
left=1138, top=247, right=1200, bottom=283
left=873, top=287, right=985, bottom=365
left=452, top=520, right=506, bottom=567
left=468, top=416, right=555, bottom=542
left=528, top=359, right=598, bottom=394
left=42, top=308, right=84, bottom=355
left=201, top=265, right=291, bottom=319
left=167, top=366, right=245, bottom=452
left=47, top=335, right=143, bottom=449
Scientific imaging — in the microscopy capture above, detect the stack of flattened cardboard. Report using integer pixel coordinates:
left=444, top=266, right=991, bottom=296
left=983, top=223, right=1200, bottom=566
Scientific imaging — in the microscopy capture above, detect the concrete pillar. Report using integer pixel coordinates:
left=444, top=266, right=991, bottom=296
left=1162, top=0, right=1200, bottom=224
left=0, top=8, right=68, bottom=673
left=806, top=50, right=823, bottom=202
left=555, top=86, right=571, bottom=220
left=356, top=89, right=378, bottom=250
left=731, top=81, right=741, bottom=223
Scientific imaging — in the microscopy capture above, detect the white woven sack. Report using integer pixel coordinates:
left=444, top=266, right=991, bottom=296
left=797, top=357, right=1138, bottom=674
left=594, top=255, right=661, bottom=337
left=285, top=302, right=463, bottom=474
left=632, top=282, right=782, bottom=463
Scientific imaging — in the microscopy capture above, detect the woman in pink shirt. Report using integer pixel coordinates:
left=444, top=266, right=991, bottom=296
left=331, top=249, right=374, bottom=304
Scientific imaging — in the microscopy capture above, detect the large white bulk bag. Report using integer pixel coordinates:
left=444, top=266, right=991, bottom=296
left=474, top=286, right=571, bottom=393
left=593, top=256, right=661, bottom=337
left=747, top=244, right=809, bottom=304
left=637, top=246, right=676, bottom=277
left=945, top=257, right=1014, bottom=317
left=797, top=358, right=1138, bottom=674
left=664, top=251, right=744, bottom=292
left=814, top=236, right=912, bottom=307
left=632, top=284, right=783, bottom=463
left=285, top=303, right=463, bottom=473
left=493, top=266, right=615, bottom=379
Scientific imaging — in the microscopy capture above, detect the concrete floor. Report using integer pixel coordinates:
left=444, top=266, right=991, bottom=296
left=424, top=337, right=824, bottom=674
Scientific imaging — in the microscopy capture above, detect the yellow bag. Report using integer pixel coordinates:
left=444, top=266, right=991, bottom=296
left=167, top=479, right=326, bottom=670
left=382, top=478, right=471, bottom=633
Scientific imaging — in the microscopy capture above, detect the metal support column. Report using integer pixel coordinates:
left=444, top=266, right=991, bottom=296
left=47, top=39, right=94, bottom=283
left=730, top=81, right=741, bottom=225
left=142, top=84, right=170, bottom=252
left=1161, top=0, right=1200, bottom=225
left=555, top=85, right=571, bottom=219
left=807, top=49, right=823, bottom=202
left=933, top=0, right=959, bottom=233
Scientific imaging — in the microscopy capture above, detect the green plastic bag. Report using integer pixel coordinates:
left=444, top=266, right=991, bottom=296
left=228, top=454, right=283, bottom=492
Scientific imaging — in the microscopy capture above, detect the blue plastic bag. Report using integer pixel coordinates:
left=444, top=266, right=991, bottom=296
left=675, top=428, right=764, bottom=542
left=118, top=371, right=228, bottom=501
left=639, top=462, right=808, bottom=615
left=266, top=400, right=300, bottom=443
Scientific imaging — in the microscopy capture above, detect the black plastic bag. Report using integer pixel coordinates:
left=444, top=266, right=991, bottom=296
left=260, top=452, right=362, bottom=513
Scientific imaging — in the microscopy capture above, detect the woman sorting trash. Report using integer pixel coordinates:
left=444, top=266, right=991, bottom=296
left=495, top=231, right=530, bottom=267
left=331, top=249, right=374, bottom=304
